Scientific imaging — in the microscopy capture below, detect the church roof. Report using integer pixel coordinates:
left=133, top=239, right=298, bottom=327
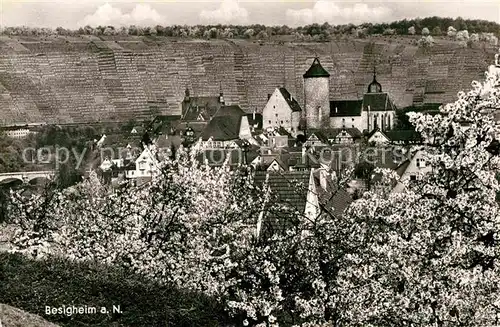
left=201, top=115, right=242, bottom=141
left=330, top=100, right=363, bottom=117
left=303, top=58, right=330, bottom=78
left=362, top=93, right=396, bottom=112
left=278, top=88, right=302, bottom=112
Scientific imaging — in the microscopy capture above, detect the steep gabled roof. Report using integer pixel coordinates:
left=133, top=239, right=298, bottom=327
left=214, top=105, right=245, bottom=118
left=181, top=96, right=221, bottom=121
left=362, top=93, right=396, bottom=112
left=330, top=100, right=363, bottom=117
left=278, top=88, right=302, bottom=112
left=303, top=58, right=330, bottom=78
left=201, top=115, right=242, bottom=141
left=328, top=128, right=363, bottom=139
left=253, top=171, right=311, bottom=214
left=308, top=131, right=330, bottom=144
left=311, top=170, right=353, bottom=218
left=266, top=157, right=289, bottom=171
left=395, top=159, right=411, bottom=177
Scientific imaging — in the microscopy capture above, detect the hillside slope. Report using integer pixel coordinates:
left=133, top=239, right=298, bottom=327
left=0, top=35, right=496, bottom=125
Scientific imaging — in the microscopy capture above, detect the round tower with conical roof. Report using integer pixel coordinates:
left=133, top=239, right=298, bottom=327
left=303, top=58, right=330, bottom=130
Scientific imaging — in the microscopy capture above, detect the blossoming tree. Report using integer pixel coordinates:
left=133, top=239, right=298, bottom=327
left=6, top=52, right=500, bottom=327
left=333, top=55, right=500, bottom=326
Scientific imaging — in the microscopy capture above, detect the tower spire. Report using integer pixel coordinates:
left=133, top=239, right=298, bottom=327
left=368, top=66, right=382, bottom=93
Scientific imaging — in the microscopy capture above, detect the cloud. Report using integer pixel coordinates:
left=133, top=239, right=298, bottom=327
left=199, top=0, right=249, bottom=25
left=78, top=3, right=164, bottom=27
left=286, top=1, right=392, bottom=26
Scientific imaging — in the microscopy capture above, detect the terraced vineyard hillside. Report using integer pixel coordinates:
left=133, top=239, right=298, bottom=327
left=0, top=35, right=496, bottom=125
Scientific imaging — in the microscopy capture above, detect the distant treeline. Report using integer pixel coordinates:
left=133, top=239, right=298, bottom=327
left=1, top=16, right=499, bottom=41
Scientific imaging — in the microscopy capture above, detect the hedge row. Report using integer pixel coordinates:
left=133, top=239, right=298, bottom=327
left=0, top=253, right=231, bottom=327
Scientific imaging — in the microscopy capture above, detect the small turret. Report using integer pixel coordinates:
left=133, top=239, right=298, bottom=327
left=368, top=68, right=382, bottom=93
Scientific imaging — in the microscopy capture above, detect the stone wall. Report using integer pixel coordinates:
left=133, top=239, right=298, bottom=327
left=0, top=36, right=496, bottom=125
left=304, top=76, right=330, bottom=129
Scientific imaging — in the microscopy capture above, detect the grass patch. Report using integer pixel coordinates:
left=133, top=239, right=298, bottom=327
left=0, top=252, right=231, bottom=327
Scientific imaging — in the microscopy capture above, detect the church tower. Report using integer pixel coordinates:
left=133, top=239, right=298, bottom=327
left=303, top=58, right=330, bottom=130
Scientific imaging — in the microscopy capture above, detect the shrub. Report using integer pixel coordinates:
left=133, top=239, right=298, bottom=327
left=447, top=26, right=457, bottom=37
left=417, top=35, right=435, bottom=48
left=456, top=29, right=469, bottom=41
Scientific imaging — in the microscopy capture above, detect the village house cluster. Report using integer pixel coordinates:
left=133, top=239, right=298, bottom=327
left=0, top=56, right=457, bottom=219
left=88, top=57, right=436, bottom=219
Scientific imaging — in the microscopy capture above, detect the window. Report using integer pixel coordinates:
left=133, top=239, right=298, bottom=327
left=268, top=120, right=271, bottom=124
left=416, top=158, right=426, bottom=168
left=352, top=124, right=355, bottom=128
left=280, top=120, right=283, bottom=124
left=410, top=175, right=417, bottom=181
left=352, top=118, right=355, bottom=121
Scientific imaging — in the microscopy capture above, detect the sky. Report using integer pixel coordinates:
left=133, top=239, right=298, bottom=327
left=0, top=0, right=499, bottom=29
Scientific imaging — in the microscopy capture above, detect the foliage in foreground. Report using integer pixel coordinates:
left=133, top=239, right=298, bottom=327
left=0, top=252, right=229, bottom=327
left=6, top=56, right=500, bottom=326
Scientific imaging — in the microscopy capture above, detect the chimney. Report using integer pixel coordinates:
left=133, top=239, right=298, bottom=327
left=219, top=92, right=224, bottom=105
left=253, top=108, right=256, bottom=121
left=290, top=94, right=293, bottom=101
left=267, top=94, right=271, bottom=101
left=335, top=107, right=338, bottom=114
